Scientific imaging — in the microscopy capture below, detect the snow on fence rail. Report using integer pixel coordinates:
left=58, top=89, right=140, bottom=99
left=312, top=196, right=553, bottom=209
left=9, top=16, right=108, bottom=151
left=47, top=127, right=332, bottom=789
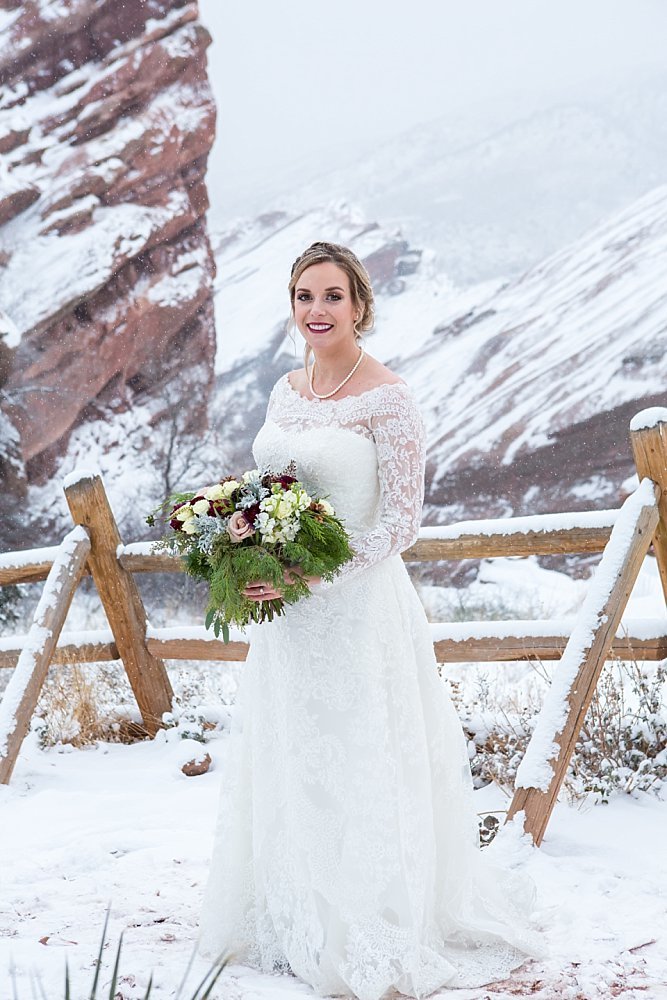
left=0, top=408, right=666, bottom=847
left=2, top=618, right=667, bottom=669
left=0, top=510, right=620, bottom=586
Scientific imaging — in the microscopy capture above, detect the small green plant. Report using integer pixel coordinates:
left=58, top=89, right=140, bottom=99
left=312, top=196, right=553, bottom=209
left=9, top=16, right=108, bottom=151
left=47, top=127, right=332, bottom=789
left=56, top=906, right=227, bottom=999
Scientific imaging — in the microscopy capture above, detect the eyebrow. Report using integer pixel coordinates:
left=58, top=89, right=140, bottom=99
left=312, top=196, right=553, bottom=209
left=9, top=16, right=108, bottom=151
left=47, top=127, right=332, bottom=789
left=296, top=285, right=345, bottom=292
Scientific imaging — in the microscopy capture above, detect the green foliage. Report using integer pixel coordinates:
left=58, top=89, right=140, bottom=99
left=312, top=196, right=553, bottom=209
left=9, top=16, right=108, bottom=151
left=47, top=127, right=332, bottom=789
left=199, top=508, right=354, bottom=638
left=149, top=484, right=355, bottom=640
left=55, top=905, right=229, bottom=999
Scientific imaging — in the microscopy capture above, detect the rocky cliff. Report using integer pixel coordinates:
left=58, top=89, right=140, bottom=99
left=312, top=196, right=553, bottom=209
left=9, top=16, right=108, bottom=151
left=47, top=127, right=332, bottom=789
left=0, top=0, right=216, bottom=544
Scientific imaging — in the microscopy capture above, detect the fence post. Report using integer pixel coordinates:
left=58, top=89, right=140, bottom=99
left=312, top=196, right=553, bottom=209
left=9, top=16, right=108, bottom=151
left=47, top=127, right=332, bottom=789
left=64, top=472, right=173, bottom=735
left=630, top=407, right=667, bottom=606
left=0, top=527, right=90, bottom=784
left=506, top=480, right=659, bottom=845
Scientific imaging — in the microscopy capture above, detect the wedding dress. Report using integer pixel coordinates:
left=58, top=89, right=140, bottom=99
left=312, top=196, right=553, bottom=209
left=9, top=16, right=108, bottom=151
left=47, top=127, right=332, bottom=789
left=198, top=373, right=546, bottom=999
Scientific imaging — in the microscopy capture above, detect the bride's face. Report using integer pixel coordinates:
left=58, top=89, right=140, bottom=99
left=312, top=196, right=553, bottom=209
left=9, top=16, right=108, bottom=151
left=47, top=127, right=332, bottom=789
left=293, top=262, right=358, bottom=354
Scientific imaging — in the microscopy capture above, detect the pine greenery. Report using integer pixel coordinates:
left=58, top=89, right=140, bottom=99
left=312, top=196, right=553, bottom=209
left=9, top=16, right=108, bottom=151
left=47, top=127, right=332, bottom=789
left=149, top=481, right=355, bottom=642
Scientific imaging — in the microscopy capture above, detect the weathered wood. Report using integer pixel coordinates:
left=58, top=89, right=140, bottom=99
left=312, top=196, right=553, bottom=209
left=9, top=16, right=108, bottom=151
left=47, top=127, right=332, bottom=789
left=507, top=481, right=660, bottom=846
left=0, top=640, right=120, bottom=669
left=434, top=632, right=667, bottom=662
left=405, top=526, right=613, bottom=561
left=146, top=636, right=250, bottom=662
left=118, top=551, right=183, bottom=574
left=0, top=527, right=91, bottom=784
left=630, top=412, right=667, bottom=605
left=0, top=548, right=75, bottom=586
left=2, top=626, right=664, bottom=669
left=64, top=473, right=173, bottom=735
left=0, top=519, right=617, bottom=589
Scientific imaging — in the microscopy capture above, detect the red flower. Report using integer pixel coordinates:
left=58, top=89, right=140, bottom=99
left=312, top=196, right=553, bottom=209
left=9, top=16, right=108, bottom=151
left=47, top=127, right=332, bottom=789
left=243, top=503, right=260, bottom=527
left=277, top=475, right=297, bottom=489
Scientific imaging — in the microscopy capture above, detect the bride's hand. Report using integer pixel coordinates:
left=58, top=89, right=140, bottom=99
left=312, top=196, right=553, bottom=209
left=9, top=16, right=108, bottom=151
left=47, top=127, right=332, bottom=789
left=243, top=570, right=322, bottom=602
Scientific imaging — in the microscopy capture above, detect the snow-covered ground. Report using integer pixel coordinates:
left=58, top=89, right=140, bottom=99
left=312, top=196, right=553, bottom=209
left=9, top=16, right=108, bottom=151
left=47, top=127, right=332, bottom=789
left=0, top=556, right=666, bottom=998
left=1, top=735, right=666, bottom=1000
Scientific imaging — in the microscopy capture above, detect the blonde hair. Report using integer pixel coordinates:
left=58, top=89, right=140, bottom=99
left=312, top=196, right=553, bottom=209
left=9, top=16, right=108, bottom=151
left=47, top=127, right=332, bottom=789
left=287, top=241, right=375, bottom=372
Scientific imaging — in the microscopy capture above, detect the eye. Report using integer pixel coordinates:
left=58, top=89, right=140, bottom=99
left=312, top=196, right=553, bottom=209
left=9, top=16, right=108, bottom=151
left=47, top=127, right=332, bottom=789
left=296, top=293, right=311, bottom=301
left=327, top=293, right=341, bottom=300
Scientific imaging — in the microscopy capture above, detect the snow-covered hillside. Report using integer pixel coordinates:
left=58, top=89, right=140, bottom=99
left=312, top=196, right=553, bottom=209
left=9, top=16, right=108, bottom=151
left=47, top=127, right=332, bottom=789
left=209, top=76, right=667, bottom=287
left=209, top=182, right=667, bottom=527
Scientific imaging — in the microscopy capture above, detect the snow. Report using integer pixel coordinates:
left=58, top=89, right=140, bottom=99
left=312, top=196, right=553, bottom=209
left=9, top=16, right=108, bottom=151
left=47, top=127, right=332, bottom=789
left=62, top=467, right=102, bottom=489
left=629, top=407, right=667, bottom=432
left=147, top=624, right=251, bottom=644
left=0, top=736, right=665, bottom=998
left=419, top=508, right=618, bottom=540
left=0, top=545, right=61, bottom=571
left=429, top=617, right=667, bottom=643
left=0, top=543, right=665, bottom=994
left=117, top=541, right=156, bottom=558
left=515, top=478, right=659, bottom=792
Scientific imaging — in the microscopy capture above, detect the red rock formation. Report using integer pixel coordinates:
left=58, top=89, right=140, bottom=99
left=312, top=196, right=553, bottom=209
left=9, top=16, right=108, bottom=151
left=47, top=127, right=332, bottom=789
left=0, top=0, right=217, bottom=510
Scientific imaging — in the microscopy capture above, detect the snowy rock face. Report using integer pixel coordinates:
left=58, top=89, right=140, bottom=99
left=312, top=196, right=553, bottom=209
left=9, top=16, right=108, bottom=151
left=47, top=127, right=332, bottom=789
left=0, top=1, right=216, bottom=496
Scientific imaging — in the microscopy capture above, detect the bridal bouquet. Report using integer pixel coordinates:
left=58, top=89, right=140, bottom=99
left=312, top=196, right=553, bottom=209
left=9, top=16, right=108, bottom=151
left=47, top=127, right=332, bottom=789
left=147, top=463, right=354, bottom=642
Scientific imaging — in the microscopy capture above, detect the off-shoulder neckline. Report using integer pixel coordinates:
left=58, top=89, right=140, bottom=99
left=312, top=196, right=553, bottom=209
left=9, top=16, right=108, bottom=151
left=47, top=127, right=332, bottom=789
left=282, top=372, right=411, bottom=404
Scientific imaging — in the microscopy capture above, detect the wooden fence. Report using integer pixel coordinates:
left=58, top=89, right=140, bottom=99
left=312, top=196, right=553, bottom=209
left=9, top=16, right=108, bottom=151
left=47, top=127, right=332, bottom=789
left=1, top=408, right=666, bottom=847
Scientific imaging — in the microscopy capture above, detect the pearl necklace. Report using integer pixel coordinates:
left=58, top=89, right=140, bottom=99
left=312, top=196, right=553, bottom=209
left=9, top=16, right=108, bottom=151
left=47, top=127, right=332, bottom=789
left=308, top=347, right=366, bottom=400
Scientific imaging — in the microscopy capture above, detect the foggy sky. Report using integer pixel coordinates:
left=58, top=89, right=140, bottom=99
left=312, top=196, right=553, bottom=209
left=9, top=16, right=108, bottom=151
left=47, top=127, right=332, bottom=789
left=198, top=0, right=667, bottom=221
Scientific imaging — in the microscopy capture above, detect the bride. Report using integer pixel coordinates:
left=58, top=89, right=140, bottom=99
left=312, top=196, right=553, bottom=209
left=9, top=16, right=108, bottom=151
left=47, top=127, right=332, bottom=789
left=198, top=241, right=546, bottom=998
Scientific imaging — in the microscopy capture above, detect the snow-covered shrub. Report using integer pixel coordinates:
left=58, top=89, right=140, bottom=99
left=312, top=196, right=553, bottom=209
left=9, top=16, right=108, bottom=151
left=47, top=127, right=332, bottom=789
left=569, top=657, right=667, bottom=801
left=448, top=656, right=667, bottom=804
left=35, top=662, right=136, bottom=747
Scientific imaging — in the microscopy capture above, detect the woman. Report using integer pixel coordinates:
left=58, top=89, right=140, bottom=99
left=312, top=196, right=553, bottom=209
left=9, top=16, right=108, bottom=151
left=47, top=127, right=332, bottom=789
left=198, top=242, right=546, bottom=998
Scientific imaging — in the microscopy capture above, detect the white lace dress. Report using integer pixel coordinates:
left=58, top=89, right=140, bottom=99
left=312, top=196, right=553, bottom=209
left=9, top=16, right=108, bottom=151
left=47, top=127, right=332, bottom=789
left=198, top=374, right=546, bottom=999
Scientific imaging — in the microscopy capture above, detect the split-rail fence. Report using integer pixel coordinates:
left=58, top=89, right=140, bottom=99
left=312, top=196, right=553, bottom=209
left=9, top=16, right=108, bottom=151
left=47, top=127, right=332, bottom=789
left=1, top=408, right=666, bottom=847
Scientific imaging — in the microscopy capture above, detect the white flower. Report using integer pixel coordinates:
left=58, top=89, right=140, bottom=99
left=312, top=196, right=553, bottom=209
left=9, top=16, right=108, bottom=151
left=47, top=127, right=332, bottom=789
left=276, top=498, right=294, bottom=520
left=221, top=480, right=240, bottom=498
left=181, top=519, right=198, bottom=535
left=203, top=484, right=225, bottom=501
left=260, top=495, right=278, bottom=515
left=192, top=498, right=210, bottom=515
left=174, top=504, right=194, bottom=521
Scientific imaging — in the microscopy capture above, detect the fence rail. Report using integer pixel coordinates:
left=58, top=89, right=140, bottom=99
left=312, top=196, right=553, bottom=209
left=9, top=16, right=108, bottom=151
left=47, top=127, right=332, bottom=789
left=0, top=515, right=619, bottom=588
left=1, top=406, right=666, bottom=848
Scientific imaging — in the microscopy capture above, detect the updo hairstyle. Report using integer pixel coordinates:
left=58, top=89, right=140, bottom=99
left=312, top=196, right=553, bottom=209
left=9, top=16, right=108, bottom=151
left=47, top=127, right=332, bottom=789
left=287, top=241, right=375, bottom=371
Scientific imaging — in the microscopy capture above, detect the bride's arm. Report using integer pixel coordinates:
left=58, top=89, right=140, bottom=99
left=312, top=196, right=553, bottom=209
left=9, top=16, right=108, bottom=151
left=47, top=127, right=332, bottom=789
left=320, top=387, right=427, bottom=588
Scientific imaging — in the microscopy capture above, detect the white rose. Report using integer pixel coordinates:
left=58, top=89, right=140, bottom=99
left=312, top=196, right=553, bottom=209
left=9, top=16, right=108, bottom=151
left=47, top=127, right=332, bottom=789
left=192, top=498, right=209, bottom=515
left=221, top=480, right=240, bottom=498
left=182, top=519, right=198, bottom=535
left=204, top=484, right=225, bottom=501
left=174, top=504, right=194, bottom=521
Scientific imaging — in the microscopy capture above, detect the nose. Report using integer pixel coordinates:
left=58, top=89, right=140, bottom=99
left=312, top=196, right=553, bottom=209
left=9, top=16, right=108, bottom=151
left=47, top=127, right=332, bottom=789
left=309, top=297, right=327, bottom=316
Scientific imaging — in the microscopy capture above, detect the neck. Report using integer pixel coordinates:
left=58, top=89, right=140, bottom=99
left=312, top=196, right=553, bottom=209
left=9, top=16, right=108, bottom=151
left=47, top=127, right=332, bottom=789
left=310, top=343, right=362, bottom=383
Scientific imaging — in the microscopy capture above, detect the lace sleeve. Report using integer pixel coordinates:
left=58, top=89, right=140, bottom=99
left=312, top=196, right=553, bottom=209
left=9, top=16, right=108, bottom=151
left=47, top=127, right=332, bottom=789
left=325, top=387, right=426, bottom=587
left=265, top=377, right=283, bottom=423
